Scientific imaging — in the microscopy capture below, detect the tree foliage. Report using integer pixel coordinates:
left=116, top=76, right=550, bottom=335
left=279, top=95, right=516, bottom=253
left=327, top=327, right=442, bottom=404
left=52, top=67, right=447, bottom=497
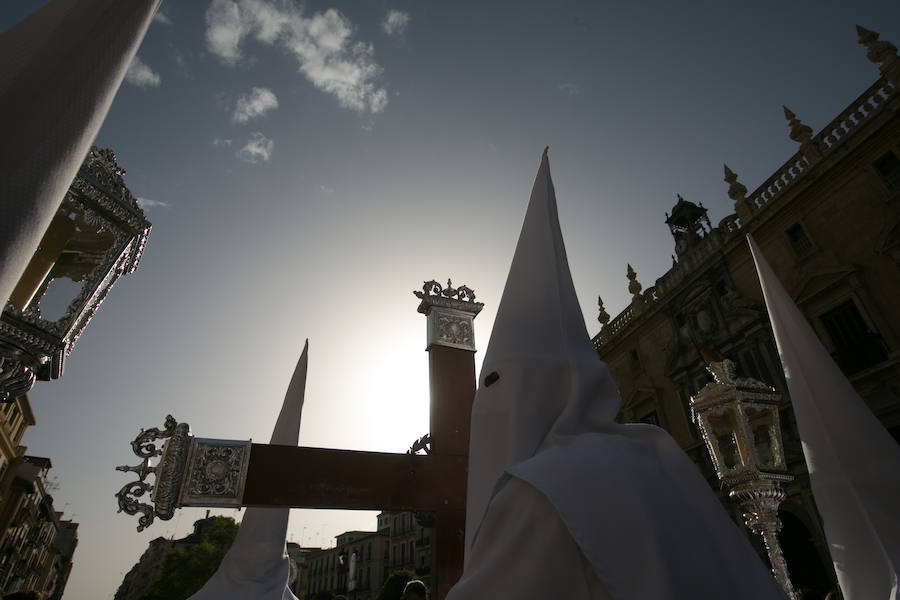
left=375, top=569, right=415, bottom=600
left=139, top=516, right=239, bottom=600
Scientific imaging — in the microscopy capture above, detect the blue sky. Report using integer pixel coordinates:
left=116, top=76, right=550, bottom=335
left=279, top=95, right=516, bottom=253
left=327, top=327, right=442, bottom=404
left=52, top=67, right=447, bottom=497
left=3, top=1, right=899, bottom=598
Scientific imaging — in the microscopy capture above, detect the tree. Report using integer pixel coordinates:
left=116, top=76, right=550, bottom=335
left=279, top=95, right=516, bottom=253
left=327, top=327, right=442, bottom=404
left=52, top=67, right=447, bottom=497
left=375, top=569, right=415, bottom=600
left=139, top=516, right=239, bottom=600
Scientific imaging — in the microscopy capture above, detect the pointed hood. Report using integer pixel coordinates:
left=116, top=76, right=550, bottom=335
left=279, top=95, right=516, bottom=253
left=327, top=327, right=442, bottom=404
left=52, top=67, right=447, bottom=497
left=189, top=340, right=309, bottom=600
left=748, top=236, right=900, bottom=600
left=464, top=150, right=620, bottom=555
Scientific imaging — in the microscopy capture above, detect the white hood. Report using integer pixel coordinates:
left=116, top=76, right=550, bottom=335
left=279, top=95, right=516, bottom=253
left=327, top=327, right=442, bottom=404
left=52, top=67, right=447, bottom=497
left=465, top=149, right=620, bottom=555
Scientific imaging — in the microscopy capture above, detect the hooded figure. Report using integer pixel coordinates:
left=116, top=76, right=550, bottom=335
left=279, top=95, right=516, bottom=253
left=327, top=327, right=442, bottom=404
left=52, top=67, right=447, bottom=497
left=447, top=150, right=786, bottom=599
left=188, top=341, right=309, bottom=600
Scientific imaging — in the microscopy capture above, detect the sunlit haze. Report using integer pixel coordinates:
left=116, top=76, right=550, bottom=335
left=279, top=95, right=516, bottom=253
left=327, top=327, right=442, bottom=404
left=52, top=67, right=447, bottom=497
left=2, top=1, right=898, bottom=598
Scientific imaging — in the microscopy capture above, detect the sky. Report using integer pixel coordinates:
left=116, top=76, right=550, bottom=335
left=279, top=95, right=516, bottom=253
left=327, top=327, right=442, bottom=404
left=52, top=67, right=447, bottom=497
left=2, top=1, right=900, bottom=598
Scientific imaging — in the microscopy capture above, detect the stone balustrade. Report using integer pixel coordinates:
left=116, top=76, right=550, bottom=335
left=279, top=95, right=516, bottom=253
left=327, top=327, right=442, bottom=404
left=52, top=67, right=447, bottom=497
left=818, top=79, right=895, bottom=151
left=745, top=152, right=811, bottom=213
left=595, top=75, right=898, bottom=349
left=742, top=78, right=895, bottom=220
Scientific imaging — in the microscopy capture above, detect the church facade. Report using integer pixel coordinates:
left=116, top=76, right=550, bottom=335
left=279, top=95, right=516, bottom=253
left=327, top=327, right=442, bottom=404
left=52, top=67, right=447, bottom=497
left=592, top=27, right=900, bottom=598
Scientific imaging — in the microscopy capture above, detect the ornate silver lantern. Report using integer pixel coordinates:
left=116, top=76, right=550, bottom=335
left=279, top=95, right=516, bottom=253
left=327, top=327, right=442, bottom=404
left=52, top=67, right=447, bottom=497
left=0, top=147, right=151, bottom=400
left=691, top=359, right=797, bottom=599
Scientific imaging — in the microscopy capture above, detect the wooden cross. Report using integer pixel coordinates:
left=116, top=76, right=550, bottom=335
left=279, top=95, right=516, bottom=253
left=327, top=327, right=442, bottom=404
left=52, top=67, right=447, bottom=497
left=116, top=280, right=482, bottom=600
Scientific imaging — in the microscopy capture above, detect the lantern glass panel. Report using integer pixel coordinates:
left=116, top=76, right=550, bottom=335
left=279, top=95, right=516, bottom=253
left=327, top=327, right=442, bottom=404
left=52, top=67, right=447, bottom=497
left=37, top=277, right=84, bottom=322
left=708, top=411, right=743, bottom=470
left=745, top=406, right=777, bottom=469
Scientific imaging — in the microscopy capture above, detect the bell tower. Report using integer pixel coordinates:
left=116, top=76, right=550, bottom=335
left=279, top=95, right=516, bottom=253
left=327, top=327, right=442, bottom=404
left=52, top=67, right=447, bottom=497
left=665, top=194, right=711, bottom=256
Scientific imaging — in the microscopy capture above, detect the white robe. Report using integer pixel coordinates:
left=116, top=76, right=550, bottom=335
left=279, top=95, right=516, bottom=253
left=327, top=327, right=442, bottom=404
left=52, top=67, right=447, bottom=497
left=448, top=477, right=610, bottom=600
left=452, top=430, right=787, bottom=600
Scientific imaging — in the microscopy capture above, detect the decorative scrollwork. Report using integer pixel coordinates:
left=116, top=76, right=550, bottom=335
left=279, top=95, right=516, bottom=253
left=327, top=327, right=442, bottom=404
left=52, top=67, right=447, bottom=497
left=115, top=458, right=155, bottom=481
left=407, top=433, right=432, bottom=455
left=131, top=415, right=177, bottom=458
left=413, top=278, right=478, bottom=303
left=116, top=415, right=191, bottom=532
left=456, top=285, right=476, bottom=302
left=416, top=280, right=443, bottom=298
left=115, top=480, right=155, bottom=532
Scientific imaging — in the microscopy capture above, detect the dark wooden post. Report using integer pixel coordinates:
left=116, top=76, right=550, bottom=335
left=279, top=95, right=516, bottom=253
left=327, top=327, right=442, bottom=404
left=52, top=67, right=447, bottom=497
left=415, top=280, right=482, bottom=600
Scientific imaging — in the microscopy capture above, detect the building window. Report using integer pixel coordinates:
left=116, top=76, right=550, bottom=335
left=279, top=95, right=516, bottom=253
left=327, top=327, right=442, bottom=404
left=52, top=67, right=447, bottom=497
left=400, top=543, right=405, bottom=564
left=629, top=349, right=641, bottom=373
left=874, top=150, right=900, bottom=191
left=820, top=300, right=888, bottom=375
left=785, top=223, right=813, bottom=258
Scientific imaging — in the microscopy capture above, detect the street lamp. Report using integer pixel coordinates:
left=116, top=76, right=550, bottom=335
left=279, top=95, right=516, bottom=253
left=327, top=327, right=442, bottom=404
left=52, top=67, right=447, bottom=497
left=0, top=147, right=151, bottom=400
left=691, top=359, right=797, bottom=599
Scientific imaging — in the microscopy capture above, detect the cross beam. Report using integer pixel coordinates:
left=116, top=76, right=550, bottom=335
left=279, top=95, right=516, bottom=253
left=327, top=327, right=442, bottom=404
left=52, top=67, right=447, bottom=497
left=242, top=445, right=467, bottom=511
left=116, top=280, right=482, bottom=600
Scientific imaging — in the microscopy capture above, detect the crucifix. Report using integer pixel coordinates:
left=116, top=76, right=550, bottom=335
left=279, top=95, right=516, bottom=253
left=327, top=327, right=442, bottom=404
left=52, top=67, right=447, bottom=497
left=115, top=279, right=482, bottom=600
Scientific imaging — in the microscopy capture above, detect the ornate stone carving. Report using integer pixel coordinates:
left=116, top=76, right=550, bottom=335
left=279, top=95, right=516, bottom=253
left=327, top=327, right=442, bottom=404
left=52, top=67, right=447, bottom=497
left=626, top=264, right=642, bottom=297
left=597, top=296, right=610, bottom=326
left=723, top=164, right=752, bottom=225
left=180, top=438, right=252, bottom=507
left=783, top=106, right=812, bottom=145
left=857, top=25, right=900, bottom=84
left=783, top=106, right=821, bottom=162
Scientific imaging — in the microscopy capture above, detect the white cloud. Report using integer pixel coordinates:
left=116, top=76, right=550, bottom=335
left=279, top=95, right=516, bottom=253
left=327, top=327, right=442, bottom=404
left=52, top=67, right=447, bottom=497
left=152, top=11, right=173, bottom=25
left=319, top=184, right=334, bottom=194
left=233, top=87, right=279, bottom=123
left=136, top=197, right=172, bottom=210
left=205, top=0, right=388, bottom=113
left=381, top=10, right=409, bottom=36
left=212, top=137, right=233, bottom=148
left=237, top=132, right=274, bottom=163
left=125, top=56, right=161, bottom=88
left=558, top=82, right=579, bottom=96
